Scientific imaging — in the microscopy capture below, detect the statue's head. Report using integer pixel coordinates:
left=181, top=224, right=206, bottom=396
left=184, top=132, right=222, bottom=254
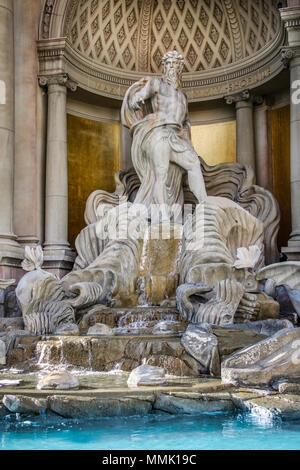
left=161, top=50, right=184, bottom=89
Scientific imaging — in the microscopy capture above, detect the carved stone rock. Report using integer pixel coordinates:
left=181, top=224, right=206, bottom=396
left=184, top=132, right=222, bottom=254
left=37, top=371, right=79, bottom=390
left=181, top=320, right=291, bottom=377
left=3, top=394, right=47, bottom=414
left=54, top=323, right=79, bottom=336
left=222, top=327, right=300, bottom=386
left=87, top=323, right=114, bottom=336
left=127, top=364, right=166, bottom=387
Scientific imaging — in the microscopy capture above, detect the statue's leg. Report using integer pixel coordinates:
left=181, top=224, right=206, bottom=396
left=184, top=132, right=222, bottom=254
left=171, top=150, right=207, bottom=203
left=150, top=139, right=172, bottom=221
left=151, top=141, right=171, bottom=203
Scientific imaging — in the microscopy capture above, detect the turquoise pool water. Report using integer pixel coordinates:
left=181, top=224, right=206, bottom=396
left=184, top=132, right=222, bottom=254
left=0, top=411, right=300, bottom=450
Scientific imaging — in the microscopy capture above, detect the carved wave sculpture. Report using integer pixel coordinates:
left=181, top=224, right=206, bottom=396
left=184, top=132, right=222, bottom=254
left=180, top=199, right=265, bottom=286
left=177, top=280, right=259, bottom=326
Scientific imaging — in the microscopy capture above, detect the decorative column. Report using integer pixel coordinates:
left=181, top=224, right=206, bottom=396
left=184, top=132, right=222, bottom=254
left=39, top=74, right=77, bottom=276
left=281, top=5, right=300, bottom=259
left=0, top=0, right=23, bottom=279
left=254, top=101, right=271, bottom=190
left=226, top=91, right=262, bottom=172
left=14, top=0, right=44, bottom=247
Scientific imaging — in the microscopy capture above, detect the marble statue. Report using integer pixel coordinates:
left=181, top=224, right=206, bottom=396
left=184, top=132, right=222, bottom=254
left=121, top=50, right=207, bottom=216
left=14, top=51, right=281, bottom=334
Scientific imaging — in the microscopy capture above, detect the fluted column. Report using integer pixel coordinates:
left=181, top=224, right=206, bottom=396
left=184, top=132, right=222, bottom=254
left=226, top=90, right=262, bottom=173
left=39, top=74, right=77, bottom=275
left=0, top=0, right=23, bottom=279
left=14, top=0, right=44, bottom=247
left=281, top=5, right=300, bottom=259
left=0, top=0, right=15, bottom=242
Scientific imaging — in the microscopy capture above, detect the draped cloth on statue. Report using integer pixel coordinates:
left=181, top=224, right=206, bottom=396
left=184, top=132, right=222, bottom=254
left=121, top=79, right=185, bottom=209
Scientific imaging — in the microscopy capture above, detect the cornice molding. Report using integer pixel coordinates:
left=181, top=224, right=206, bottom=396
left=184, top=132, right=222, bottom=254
left=38, top=1, right=286, bottom=103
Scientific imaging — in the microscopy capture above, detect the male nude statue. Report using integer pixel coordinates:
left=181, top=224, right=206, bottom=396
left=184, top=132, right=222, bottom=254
left=121, top=50, right=207, bottom=211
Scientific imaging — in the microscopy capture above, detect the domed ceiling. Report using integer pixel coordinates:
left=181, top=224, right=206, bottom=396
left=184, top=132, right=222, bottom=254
left=65, top=0, right=281, bottom=73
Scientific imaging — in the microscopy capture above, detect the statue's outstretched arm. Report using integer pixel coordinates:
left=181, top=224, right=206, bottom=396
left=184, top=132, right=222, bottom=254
left=130, top=78, right=160, bottom=110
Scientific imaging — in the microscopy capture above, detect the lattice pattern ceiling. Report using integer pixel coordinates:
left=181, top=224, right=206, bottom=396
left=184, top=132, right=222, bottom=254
left=67, top=0, right=280, bottom=73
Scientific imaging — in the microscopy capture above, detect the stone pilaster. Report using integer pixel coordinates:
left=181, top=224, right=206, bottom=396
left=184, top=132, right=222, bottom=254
left=225, top=90, right=263, bottom=173
left=281, top=6, right=300, bottom=259
left=0, top=0, right=23, bottom=279
left=39, top=73, right=77, bottom=276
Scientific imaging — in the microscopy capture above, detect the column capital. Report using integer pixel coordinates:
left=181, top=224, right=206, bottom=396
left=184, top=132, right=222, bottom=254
left=225, top=90, right=263, bottom=106
left=38, top=73, right=77, bottom=92
left=280, top=6, right=300, bottom=47
left=281, top=46, right=300, bottom=67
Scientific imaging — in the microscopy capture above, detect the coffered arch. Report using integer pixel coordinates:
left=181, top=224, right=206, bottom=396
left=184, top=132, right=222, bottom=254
left=60, top=0, right=281, bottom=73
left=38, top=0, right=285, bottom=101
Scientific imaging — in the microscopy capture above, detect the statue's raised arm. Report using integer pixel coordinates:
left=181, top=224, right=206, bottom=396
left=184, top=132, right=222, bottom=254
left=121, top=50, right=207, bottom=213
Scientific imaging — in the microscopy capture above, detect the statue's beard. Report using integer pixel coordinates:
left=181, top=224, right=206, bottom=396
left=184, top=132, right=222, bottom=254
left=164, top=68, right=182, bottom=89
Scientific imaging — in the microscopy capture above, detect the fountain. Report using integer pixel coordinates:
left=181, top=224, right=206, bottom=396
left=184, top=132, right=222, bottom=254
left=1, top=50, right=300, bottom=421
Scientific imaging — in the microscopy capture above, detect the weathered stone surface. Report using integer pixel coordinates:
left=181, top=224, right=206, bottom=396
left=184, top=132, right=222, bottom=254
left=87, top=323, right=114, bottom=336
left=128, top=364, right=166, bottom=387
left=211, top=325, right=267, bottom=358
left=181, top=322, right=270, bottom=377
left=181, top=324, right=220, bottom=376
left=36, top=336, right=126, bottom=370
left=237, top=395, right=300, bottom=421
left=115, top=307, right=183, bottom=334
left=256, top=293, right=280, bottom=320
left=55, top=323, right=79, bottom=336
left=153, top=392, right=234, bottom=414
left=152, top=320, right=183, bottom=335
left=35, top=335, right=200, bottom=376
left=0, top=339, right=5, bottom=365
left=49, top=395, right=152, bottom=418
left=37, top=371, right=79, bottom=390
left=3, top=394, right=47, bottom=414
left=122, top=337, right=200, bottom=376
left=229, top=319, right=294, bottom=337
left=0, top=287, right=22, bottom=319
left=145, top=355, right=198, bottom=376
left=0, top=317, right=24, bottom=332
left=7, top=334, right=40, bottom=365
left=78, top=305, right=115, bottom=333
left=136, top=224, right=183, bottom=306
left=222, top=327, right=300, bottom=386
left=277, top=382, right=300, bottom=394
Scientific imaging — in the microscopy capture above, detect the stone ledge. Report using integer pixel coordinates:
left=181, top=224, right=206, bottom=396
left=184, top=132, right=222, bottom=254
left=1, top=385, right=299, bottom=420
